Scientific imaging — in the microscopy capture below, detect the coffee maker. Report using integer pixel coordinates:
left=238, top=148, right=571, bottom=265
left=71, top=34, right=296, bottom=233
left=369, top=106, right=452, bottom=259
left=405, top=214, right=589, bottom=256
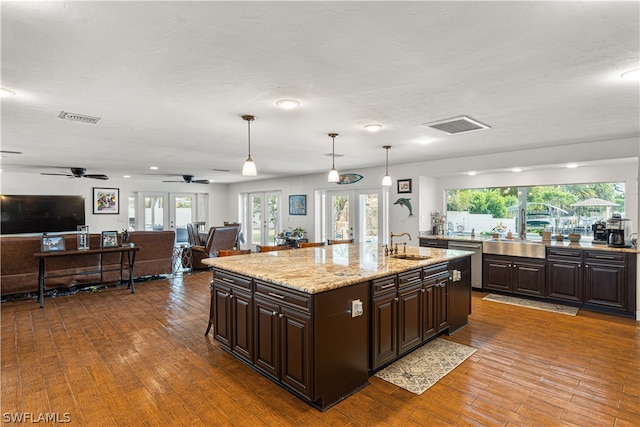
left=591, top=220, right=608, bottom=244
left=606, top=215, right=631, bottom=248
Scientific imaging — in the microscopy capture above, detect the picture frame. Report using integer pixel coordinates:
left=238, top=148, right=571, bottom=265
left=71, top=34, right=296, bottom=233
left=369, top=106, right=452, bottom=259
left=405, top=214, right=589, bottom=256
left=289, top=195, right=307, bottom=216
left=101, top=231, right=119, bottom=248
left=93, top=187, right=119, bottom=214
left=397, top=179, right=412, bottom=194
left=41, top=235, right=66, bottom=252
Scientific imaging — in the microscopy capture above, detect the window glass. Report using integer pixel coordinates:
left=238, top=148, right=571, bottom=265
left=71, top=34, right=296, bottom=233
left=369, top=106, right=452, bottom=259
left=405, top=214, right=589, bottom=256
left=446, top=182, right=625, bottom=241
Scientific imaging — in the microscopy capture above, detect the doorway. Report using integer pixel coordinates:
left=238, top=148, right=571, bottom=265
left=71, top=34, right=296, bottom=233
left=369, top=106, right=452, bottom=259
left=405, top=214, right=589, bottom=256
left=323, top=188, right=382, bottom=243
left=244, top=191, right=281, bottom=248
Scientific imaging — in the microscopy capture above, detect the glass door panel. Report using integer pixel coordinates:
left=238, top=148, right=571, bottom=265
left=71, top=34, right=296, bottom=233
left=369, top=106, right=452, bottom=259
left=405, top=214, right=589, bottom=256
left=330, top=193, right=352, bottom=241
left=247, top=192, right=281, bottom=247
left=170, top=194, right=195, bottom=229
left=144, top=194, right=166, bottom=231
left=250, top=193, right=263, bottom=247
left=359, top=192, right=379, bottom=243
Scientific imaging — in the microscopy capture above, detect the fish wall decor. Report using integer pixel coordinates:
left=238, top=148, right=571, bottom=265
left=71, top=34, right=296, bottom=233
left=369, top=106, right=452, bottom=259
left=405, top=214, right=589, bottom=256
left=394, top=198, right=414, bottom=217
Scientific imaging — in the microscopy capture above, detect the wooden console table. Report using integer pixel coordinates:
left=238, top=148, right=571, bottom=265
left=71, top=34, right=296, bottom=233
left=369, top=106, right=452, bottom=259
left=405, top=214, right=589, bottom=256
left=34, top=246, right=140, bottom=308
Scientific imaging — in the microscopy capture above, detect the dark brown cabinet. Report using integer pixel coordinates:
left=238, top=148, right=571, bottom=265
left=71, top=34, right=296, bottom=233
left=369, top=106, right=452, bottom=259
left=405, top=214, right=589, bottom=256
left=254, top=280, right=312, bottom=398
left=419, top=238, right=448, bottom=249
left=371, top=268, right=430, bottom=370
left=547, top=247, right=582, bottom=302
left=546, top=248, right=629, bottom=312
left=448, top=256, right=471, bottom=333
left=583, top=251, right=626, bottom=310
left=212, top=269, right=253, bottom=364
left=423, top=263, right=450, bottom=336
left=483, top=254, right=546, bottom=297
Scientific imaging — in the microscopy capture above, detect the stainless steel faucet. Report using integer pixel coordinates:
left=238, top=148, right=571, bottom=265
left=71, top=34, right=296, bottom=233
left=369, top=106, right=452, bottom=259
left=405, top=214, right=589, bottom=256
left=390, top=232, right=412, bottom=254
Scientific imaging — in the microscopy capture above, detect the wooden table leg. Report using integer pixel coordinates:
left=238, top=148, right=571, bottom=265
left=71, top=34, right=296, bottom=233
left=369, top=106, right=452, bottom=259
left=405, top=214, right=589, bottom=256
left=128, top=251, right=136, bottom=293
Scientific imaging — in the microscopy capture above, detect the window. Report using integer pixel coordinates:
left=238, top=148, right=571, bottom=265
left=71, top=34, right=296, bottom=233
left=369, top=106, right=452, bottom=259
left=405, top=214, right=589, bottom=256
left=446, top=182, right=625, bottom=240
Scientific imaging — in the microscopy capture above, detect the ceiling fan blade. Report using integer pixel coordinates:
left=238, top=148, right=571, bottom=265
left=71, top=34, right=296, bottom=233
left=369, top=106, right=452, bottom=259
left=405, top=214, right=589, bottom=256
left=193, top=179, right=211, bottom=184
left=41, top=172, right=72, bottom=177
left=84, top=174, right=109, bottom=180
left=162, top=180, right=183, bottom=183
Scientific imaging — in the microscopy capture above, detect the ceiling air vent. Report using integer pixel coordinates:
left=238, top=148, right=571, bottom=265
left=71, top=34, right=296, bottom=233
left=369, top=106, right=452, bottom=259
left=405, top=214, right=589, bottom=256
left=59, top=111, right=102, bottom=124
left=423, top=115, right=490, bottom=135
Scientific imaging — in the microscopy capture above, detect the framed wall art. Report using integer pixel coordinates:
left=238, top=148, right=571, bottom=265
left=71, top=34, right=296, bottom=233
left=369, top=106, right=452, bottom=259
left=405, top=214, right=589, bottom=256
left=397, top=179, right=412, bottom=194
left=93, top=187, right=119, bottom=214
left=289, top=195, right=307, bottom=216
left=101, top=231, right=119, bottom=248
left=41, top=235, right=66, bottom=252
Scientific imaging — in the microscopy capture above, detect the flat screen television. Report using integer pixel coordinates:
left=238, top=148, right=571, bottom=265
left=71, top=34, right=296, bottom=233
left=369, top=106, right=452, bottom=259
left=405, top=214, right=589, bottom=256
left=0, top=195, right=86, bottom=235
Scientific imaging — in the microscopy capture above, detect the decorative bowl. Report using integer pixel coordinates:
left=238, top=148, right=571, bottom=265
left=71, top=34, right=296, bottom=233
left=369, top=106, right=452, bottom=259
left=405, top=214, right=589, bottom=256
left=568, top=233, right=581, bottom=243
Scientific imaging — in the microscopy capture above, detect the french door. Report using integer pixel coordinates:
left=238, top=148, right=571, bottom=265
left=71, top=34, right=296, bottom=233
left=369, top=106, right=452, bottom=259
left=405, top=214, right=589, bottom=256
left=245, top=191, right=281, bottom=247
left=324, top=188, right=383, bottom=243
left=135, top=192, right=207, bottom=232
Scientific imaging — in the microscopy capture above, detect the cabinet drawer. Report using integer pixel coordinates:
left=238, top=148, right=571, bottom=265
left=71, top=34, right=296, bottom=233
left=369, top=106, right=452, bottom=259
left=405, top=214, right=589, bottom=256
left=423, top=262, right=448, bottom=279
left=547, top=248, right=582, bottom=259
left=398, top=269, right=421, bottom=288
left=213, top=269, right=252, bottom=291
left=372, top=275, right=397, bottom=296
left=255, top=280, right=311, bottom=312
left=585, top=251, right=625, bottom=264
left=419, top=238, right=448, bottom=249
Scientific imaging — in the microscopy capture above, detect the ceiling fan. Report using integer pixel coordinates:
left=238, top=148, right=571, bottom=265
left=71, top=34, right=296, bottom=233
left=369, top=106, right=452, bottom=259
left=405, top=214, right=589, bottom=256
left=163, top=175, right=210, bottom=184
left=41, top=167, right=109, bottom=180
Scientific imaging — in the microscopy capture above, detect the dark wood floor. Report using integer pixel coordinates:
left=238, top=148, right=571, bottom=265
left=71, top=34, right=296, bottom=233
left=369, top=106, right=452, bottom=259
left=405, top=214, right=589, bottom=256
left=2, top=271, right=638, bottom=426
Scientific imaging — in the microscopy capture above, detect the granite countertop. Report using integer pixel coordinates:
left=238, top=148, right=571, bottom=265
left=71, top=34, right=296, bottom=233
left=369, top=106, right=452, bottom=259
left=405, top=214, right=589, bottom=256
left=418, top=233, right=639, bottom=253
left=202, top=243, right=472, bottom=294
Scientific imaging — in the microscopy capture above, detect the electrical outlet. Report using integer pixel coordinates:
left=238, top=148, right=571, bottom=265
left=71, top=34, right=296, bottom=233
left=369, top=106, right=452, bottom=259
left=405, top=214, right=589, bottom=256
left=351, top=299, right=363, bottom=317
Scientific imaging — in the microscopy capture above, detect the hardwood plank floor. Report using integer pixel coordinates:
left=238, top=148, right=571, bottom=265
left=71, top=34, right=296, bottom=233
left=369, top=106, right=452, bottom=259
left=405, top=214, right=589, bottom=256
left=2, top=272, right=638, bottom=426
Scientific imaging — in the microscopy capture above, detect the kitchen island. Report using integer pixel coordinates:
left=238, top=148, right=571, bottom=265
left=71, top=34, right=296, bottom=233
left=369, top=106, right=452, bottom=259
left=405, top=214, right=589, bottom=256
left=202, top=243, right=472, bottom=410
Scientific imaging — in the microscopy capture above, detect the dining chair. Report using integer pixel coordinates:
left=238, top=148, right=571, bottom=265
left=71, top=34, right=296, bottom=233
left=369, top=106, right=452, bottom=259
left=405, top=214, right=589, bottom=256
left=186, top=223, right=202, bottom=246
left=192, top=225, right=239, bottom=269
left=257, top=245, right=291, bottom=252
left=327, top=239, right=354, bottom=245
left=298, top=242, right=325, bottom=248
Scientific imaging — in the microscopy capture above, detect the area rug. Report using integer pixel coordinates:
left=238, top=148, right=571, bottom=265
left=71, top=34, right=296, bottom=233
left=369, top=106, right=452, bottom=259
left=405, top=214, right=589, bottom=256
left=374, top=338, right=476, bottom=395
left=482, top=293, right=579, bottom=316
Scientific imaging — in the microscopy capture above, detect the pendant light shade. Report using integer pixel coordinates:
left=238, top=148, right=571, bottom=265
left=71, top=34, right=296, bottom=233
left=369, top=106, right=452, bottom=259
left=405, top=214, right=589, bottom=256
left=328, top=133, right=340, bottom=183
left=242, top=115, right=257, bottom=176
left=382, top=145, right=392, bottom=186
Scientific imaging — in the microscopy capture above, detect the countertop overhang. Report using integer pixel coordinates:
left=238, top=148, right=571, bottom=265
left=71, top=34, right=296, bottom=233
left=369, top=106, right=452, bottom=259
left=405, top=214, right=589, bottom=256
left=202, top=243, right=472, bottom=294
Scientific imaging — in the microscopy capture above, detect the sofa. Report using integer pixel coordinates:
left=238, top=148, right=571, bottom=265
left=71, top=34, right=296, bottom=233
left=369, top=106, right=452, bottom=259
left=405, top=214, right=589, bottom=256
left=1, top=231, right=175, bottom=296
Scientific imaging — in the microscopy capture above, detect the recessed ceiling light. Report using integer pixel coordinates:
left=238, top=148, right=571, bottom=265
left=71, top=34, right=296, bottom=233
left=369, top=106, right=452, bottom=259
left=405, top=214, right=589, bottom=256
left=621, top=68, right=640, bottom=80
left=511, top=168, right=523, bottom=173
left=363, top=123, right=383, bottom=132
left=123, top=175, right=131, bottom=178
left=467, top=171, right=477, bottom=176
left=1, top=88, right=15, bottom=97
left=276, top=99, right=300, bottom=109
left=565, top=163, right=579, bottom=169
left=149, top=166, right=159, bottom=170
left=417, top=138, right=434, bottom=145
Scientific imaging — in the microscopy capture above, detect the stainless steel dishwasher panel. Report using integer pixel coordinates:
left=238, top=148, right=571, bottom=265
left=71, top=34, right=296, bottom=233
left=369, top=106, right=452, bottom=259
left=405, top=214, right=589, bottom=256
left=448, top=241, right=483, bottom=289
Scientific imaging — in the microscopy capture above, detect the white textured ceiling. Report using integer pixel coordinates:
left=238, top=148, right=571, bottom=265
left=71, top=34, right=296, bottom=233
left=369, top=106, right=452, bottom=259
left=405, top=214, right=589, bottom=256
left=1, top=1, right=639, bottom=184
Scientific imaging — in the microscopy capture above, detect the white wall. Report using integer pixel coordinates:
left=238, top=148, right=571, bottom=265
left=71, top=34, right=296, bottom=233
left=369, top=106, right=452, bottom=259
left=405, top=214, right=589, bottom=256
left=0, top=171, right=229, bottom=233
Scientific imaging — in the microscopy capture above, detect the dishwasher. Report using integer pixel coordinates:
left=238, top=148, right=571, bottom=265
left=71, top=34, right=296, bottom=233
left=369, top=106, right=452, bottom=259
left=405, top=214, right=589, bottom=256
left=447, top=241, right=483, bottom=289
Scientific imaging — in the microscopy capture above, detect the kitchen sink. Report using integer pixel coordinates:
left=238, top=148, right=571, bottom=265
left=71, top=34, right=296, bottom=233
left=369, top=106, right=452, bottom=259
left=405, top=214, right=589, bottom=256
left=483, top=238, right=546, bottom=259
left=391, top=254, right=433, bottom=261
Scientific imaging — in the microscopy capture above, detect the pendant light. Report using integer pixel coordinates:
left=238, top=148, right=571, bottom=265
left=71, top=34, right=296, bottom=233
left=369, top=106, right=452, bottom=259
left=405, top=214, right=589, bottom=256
left=327, top=133, right=340, bottom=183
left=382, top=145, right=392, bottom=186
left=241, top=115, right=257, bottom=176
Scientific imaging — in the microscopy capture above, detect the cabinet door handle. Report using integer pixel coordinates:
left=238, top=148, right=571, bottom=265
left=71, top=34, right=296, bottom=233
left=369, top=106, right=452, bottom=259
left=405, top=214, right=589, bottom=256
left=268, top=292, right=286, bottom=299
left=578, top=264, right=581, bottom=268
left=278, top=313, right=284, bottom=318
left=585, top=264, right=589, bottom=268
left=393, top=297, right=399, bottom=302
left=230, top=294, right=234, bottom=299
left=272, top=311, right=278, bottom=316
left=421, top=289, right=425, bottom=293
